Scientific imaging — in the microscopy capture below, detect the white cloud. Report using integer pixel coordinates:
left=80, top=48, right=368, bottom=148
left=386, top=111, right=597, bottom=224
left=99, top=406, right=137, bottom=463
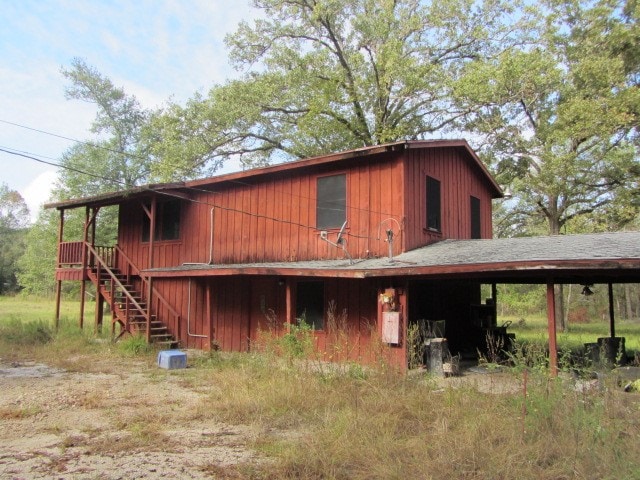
left=1, top=0, right=258, bottom=212
left=22, top=170, right=59, bottom=223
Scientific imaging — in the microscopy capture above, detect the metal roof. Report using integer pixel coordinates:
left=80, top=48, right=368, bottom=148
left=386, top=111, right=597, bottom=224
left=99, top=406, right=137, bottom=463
left=146, top=231, right=640, bottom=283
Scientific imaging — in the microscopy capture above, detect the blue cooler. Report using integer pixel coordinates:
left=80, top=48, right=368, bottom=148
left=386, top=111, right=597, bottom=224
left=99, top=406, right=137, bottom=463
left=157, top=350, right=187, bottom=369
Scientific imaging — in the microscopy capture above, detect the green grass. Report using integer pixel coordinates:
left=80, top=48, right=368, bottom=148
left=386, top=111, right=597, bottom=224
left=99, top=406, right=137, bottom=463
left=502, top=313, right=640, bottom=353
left=0, top=295, right=99, bottom=325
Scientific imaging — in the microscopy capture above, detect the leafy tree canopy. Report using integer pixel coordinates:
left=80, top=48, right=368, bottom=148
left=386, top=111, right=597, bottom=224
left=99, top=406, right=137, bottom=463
left=455, top=0, right=640, bottom=235
left=149, top=0, right=533, bottom=175
left=0, top=184, right=30, bottom=294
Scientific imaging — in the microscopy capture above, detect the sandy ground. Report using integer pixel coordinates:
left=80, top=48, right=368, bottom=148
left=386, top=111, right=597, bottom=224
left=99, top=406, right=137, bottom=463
left=0, top=360, right=266, bottom=480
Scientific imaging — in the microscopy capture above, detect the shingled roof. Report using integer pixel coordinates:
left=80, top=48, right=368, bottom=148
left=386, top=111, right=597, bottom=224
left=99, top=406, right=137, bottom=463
left=146, top=231, right=640, bottom=284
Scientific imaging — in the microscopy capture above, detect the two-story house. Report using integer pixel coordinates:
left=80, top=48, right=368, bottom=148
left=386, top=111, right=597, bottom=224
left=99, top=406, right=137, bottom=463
left=48, top=140, right=640, bottom=371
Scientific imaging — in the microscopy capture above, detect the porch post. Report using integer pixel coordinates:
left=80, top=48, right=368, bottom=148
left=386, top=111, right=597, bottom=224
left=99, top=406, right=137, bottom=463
left=146, top=197, right=157, bottom=343
left=54, top=209, right=65, bottom=330
left=608, top=283, right=615, bottom=339
left=285, top=279, right=293, bottom=334
left=95, top=289, right=104, bottom=334
left=206, top=281, right=213, bottom=350
left=546, top=280, right=558, bottom=377
left=79, top=280, right=86, bottom=330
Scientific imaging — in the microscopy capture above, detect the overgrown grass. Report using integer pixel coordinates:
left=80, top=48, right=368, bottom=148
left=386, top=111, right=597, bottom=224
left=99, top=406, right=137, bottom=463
left=2, top=296, right=640, bottom=478
left=181, top=350, right=640, bottom=480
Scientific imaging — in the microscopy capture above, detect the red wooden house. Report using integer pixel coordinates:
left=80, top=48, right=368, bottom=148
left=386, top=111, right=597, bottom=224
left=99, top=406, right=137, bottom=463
left=48, top=140, right=640, bottom=371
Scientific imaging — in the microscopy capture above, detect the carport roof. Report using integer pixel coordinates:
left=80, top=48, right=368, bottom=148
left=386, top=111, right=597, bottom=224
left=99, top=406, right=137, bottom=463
left=145, top=231, right=640, bottom=284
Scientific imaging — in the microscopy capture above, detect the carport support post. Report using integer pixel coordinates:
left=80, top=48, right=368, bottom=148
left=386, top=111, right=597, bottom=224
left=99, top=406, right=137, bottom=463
left=546, top=281, right=558, bottom=377
left=608, top=283, right=615, bottom=339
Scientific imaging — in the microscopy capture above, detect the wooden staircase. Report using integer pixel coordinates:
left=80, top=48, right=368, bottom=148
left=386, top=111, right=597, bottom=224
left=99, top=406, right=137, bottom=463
left=86, top=245, right=178, bottom=347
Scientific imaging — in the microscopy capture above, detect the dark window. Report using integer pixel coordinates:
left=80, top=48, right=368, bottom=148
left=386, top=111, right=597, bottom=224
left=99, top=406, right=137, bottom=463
left=426, top=176, right=441, bottom=232
left=296, top=281, right=324, bottom=330
left=142, top=200, right=181, bottom=241
left=470, top=196, right=481, bottom=239
left=317, top=174, right=346, bottom=229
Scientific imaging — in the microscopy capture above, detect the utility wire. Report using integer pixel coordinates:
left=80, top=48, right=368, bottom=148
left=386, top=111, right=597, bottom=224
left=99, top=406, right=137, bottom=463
left=0, top=118, right=149, bottom=162
left=0, top=146, right=125, bottom=184
left=1, top=118, right=399, bottom=219
left=0, top=145, right=385, bottom=242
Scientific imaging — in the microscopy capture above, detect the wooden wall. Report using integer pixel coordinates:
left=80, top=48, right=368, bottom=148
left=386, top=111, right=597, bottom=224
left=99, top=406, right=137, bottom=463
left=150, top=275, right=403, bottom=365
left=118, top=151, right=406, bottom=268
left=117, top=145, right=495, bottom=270
left=403, top=147, right=495, bottom=251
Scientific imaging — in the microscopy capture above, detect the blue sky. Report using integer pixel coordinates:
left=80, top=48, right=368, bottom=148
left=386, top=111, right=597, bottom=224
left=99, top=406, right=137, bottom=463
left=0, top=0, right=253, bottom=220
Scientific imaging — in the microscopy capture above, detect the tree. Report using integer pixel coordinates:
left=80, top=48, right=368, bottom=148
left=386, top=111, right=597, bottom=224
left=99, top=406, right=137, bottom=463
left=18, top=59, right=155, bottom=295
left=455, top=0, right=639, bottom=237
left=61, top=58, right=153, bottom=189
left=0, top=184, right=30, bottom=294
left=454, top=0, right=640, bottom=331
left=149, top=0, right=533, bottom=174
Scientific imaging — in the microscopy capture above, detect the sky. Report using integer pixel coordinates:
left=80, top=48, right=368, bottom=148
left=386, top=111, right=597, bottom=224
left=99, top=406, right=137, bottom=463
left=0, top=0, right=254, bottom=221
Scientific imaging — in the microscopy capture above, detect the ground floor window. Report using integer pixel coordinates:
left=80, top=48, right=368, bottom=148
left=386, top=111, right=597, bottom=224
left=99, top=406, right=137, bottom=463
left=295, top=281, right=324, bottom=330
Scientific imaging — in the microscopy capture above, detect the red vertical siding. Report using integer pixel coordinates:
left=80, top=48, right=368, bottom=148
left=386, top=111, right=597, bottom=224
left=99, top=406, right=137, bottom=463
left=403, top=147, right=495, bottom=251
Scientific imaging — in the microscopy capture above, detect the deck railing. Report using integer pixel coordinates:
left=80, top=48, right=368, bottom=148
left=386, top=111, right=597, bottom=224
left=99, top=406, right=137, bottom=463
left=58, top=241, right=85, bottom=266
left=58, top=242, right=116, bottom=269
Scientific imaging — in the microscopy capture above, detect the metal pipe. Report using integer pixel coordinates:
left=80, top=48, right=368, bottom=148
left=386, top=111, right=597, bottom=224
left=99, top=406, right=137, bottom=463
left=208, top=207, right=215, bottom=264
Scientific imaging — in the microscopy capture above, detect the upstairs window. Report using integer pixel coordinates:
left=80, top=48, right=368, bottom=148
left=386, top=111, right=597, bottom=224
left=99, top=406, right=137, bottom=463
left=317, top=174, right=346, bottom=229
left=470, top=196, right=481, bottom=239
left=142, top=199, right=181, bottom=242
left=296, top=281, right=324, bottom=330
left=426, top=176, right=441, bottom=232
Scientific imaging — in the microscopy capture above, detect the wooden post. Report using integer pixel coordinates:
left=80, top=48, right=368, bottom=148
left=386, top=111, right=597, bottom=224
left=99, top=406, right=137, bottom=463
left=285, top=279, right=293, bottom=334
left=54, top=209, right=65, bottom=330
left=54, top=280, right=62, bottom=331
left=79, top=280, right=86, bottom=330
left=146, top=198, right=157, bottom=344
left=95, top=290, right=104, bottom=334
left=608, top=283, right=615, bottom=339
left=546, top=280, right=558, bottom=377
left=206, top=281, right=213, bottom=350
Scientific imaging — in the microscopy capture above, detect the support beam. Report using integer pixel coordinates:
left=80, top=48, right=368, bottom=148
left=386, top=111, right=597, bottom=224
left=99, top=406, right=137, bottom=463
left=146, top=197, right=157, bottom=344
left=54, top=280, right=62, bottom=331
left=79, top=280, right=86, bottom=329
left=206, top=281, right=213, bottom=350
left=285, top=279, right=293, bottom=334
left=546, top=280, right=558, bottom=377
left=608, top=283, right=615, bottom=339
left=54, top=209, right=65, bottom=329
left=95, top=289, right=104, bottom=334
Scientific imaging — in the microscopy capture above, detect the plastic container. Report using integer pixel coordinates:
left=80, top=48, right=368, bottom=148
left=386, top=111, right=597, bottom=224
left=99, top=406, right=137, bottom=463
left=157, top=350, right=187, bottom=369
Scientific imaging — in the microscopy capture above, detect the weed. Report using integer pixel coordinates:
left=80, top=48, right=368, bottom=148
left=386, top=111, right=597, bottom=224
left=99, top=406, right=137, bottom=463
left=0, top=405, right=41, bottom=419
left=117, top=334, right=155, bottom=356
left=0, top=316, right=53, bottom=345
left=279, top=317, right=313, bottom=363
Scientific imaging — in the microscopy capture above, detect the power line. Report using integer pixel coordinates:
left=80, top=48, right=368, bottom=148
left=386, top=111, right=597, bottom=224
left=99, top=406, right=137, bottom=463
left=1, top=117, right=398, bottom=219
left=0, top=118, right=149, bottom=162
left=0, top=146, right=124, bottom=183
left=0, top=145, right=380, bottom=242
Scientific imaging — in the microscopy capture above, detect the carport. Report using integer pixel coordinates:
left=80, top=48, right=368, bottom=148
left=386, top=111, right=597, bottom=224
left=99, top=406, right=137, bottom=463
left=382, top=231, right=640, bottom=375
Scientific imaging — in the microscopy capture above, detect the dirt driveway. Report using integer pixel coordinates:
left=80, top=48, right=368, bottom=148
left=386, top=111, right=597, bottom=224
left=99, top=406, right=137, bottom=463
left=0, top=359, right=266, bottom=479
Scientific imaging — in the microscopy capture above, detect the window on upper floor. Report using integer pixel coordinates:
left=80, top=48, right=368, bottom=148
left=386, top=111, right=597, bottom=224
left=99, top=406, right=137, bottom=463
left=470, top=196, right=481, bottom=239
left=426, top=176, right=441, bottom=232
left=296, top=280, right=324, bottom=330
left=316, top=173, right=347, bottom=230
left=142, top=199, right=181, bottom=242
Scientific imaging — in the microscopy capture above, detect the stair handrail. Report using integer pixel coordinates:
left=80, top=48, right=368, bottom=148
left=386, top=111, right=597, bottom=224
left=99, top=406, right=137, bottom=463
left=113, top=245, right=182, bottom=333
left=86, top=243, right=148, bottom=320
